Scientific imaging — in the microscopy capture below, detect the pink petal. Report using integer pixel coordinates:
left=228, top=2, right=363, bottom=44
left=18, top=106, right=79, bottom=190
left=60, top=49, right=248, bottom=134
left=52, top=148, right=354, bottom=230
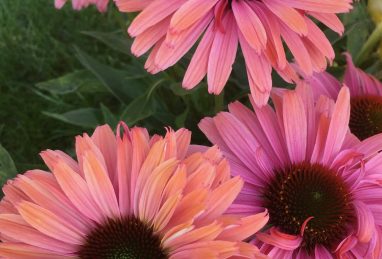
left=52, top=161, right=103, bottom=223
left=0, top=214, right=75, bottom=254
left=155, top=12, right=212, bottom=71
left=197, top=176, right=243, bottom=224
left=40, top=150, right=80, bottom=177
left=82, top=151, right=120, bottom=218
left=218, top=210, right=269, bottom=241
left=54, top=0, right=67, bottom=9
left=305, top=18, right=335, bottom=63
left=250, top=2, right=287, bottom=69
left=207, top=12, right=238, bottom=94
left=256, top=227, right=302, bottom=250
left=239, top=31, right=272, bottom=106
left=228, top=101, right=281, bottom=166
left=308, top=12, right=344, bottom=35
left=282, top=90, right=307, bottom=162
left=264, top=0, right=308, bottom=36
left=169, top=0, right=218, bottom=32
left=314, top=245, right=332, bottom=259
left=321, top=87, right=350, bottom=164
left=164, top=221, right=222, bottom=250
left=17, top=201, right=83, bottom=245
left=91, top=125, right=118, bottom=191
left=132, top=17, right=171, bottom=57
left=213, top=112, right=262, bottom=174
left=305, top=70, right=341, bottom=100
left=251, top=102, right=289, bottom=165
left=116, top=133, right=132, bottom=216
left=344, top=53, right=382, bottom=96
left=182, top=21, right=214, bottom=89
left=280, top=23, right=313, bottom=76
left=232, top=0, right=267, bottom=52
left=283, top=0, right=352, bottom=13
left=115, top=0, right=151, bottom=12
left=354, top=201, right=375, bottom=243
left=128, top=0, right=187, bottom=37
left=139, top=159, right=178, bottom=222
left=0, top=243, right=72, bottom=259
left=15, top=174, right=90, bottom=233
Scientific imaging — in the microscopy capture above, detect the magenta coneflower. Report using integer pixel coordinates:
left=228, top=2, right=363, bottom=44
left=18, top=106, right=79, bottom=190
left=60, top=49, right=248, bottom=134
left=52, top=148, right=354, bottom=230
left=115, top=0, right=353, bottom=106
left=0, top=123, right=269, bottom=258
left=55, top=0, right=109, bottom=12
left=303, top=53, right=382, bottom=140
left=200, top=84, right=382, bottom=258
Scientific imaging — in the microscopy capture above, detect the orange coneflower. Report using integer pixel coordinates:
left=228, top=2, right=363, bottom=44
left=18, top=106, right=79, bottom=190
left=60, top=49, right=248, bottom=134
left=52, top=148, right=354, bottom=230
left=0, top=123, right=268, bottom=258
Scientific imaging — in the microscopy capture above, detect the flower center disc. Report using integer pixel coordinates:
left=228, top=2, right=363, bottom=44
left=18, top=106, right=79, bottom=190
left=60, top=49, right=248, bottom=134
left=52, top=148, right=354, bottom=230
left=350, top=95, right=382, bottom=140
left=263, top=162, right=355, bottom=252
left=77, top=216, right=168, bottom=259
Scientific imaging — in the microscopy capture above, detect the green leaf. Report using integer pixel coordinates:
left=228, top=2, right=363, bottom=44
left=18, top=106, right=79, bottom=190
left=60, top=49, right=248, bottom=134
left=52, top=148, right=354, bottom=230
left=100, top=104, right=118, bottom=128
left=167, top=82, right=197, bottom=96
left=82, top=31, right=132, bottom=56
left=120, top=94, right=154, bottom=126
left=125, top=60, right=150, bottom=78
left=175, top=107, right=189, bottom=128
left=36, top=70, right=101, bottom=95
left=355, top=23, right=382, bottom=66
left=120, top=79, right=166, bottom=126
left=121, top=77, right=151, bottom=98
left=344, top=2, right=373, bottom=57
left=0, top=144, right=17, bottom=194
left=74, top=46, right=130, bottom=103
left=43, top=108, right=101, bottom=128
left=347, top=22, right=372, bottom=57
left=190, top=85, right=215, bottom=114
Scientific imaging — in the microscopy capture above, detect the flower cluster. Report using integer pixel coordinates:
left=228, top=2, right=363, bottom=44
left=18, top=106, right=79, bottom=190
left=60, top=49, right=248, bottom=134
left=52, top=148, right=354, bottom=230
left=114, top=0, right=353, bottom=106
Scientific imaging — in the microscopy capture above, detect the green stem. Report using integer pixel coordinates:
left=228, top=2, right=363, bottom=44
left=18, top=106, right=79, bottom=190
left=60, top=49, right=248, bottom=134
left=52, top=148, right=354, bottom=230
left=355, top=22, right=382, bottom=66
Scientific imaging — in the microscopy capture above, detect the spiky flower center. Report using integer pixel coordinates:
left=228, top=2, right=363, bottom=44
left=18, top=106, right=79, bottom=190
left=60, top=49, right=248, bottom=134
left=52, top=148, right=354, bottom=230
left=263, top=162, right=355, bottom=252
left=77, top=216, right=168, bottom=259
left=350, top=95, right=382, bottom=140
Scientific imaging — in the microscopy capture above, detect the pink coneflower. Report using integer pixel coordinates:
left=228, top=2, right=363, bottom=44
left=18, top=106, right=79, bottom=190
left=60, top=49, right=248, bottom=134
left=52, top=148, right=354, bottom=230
left=0, top=123, right=268, bottom=258
left=303, top=53, right=382, bottom=140
left=200, top=84, right=382, bottom=257
left=55, top=0, right=109, bottom=12
left=115, top=0, right=353, bottom=106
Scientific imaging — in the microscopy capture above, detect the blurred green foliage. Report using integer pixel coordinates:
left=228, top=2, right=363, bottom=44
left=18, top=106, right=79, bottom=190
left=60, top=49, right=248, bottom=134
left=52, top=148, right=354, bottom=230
left=0, top=0, right=123, bottom=171
left=0, top=0, right=381, bottom=184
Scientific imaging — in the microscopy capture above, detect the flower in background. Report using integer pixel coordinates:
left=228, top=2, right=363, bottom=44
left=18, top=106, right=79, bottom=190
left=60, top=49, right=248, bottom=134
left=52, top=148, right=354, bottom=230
left=55, top=0, right=109, bottom=12
left=0, top=123, right=269, bottom=258
left=304, top=53, right=382, bottom=140
left=200, top=84, right=382, bottom=257
left=115, top=0, right=353, bottom=106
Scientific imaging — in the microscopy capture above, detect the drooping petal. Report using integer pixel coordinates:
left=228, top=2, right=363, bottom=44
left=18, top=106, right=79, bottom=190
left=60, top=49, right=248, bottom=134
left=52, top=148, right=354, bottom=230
left=207, top=12, right=238, bottom=94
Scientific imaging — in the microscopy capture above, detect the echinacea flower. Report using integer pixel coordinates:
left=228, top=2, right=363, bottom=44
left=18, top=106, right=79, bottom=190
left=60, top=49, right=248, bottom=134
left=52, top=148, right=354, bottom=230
left=0, top=123, right=269, bottom=258
left=200, top=84, right=382, bottom=258
left=55, top=0, right=109, bottom=12
left=304, top=53, right=382, bottom=140
left=115, top=0, right=353, bottom=106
